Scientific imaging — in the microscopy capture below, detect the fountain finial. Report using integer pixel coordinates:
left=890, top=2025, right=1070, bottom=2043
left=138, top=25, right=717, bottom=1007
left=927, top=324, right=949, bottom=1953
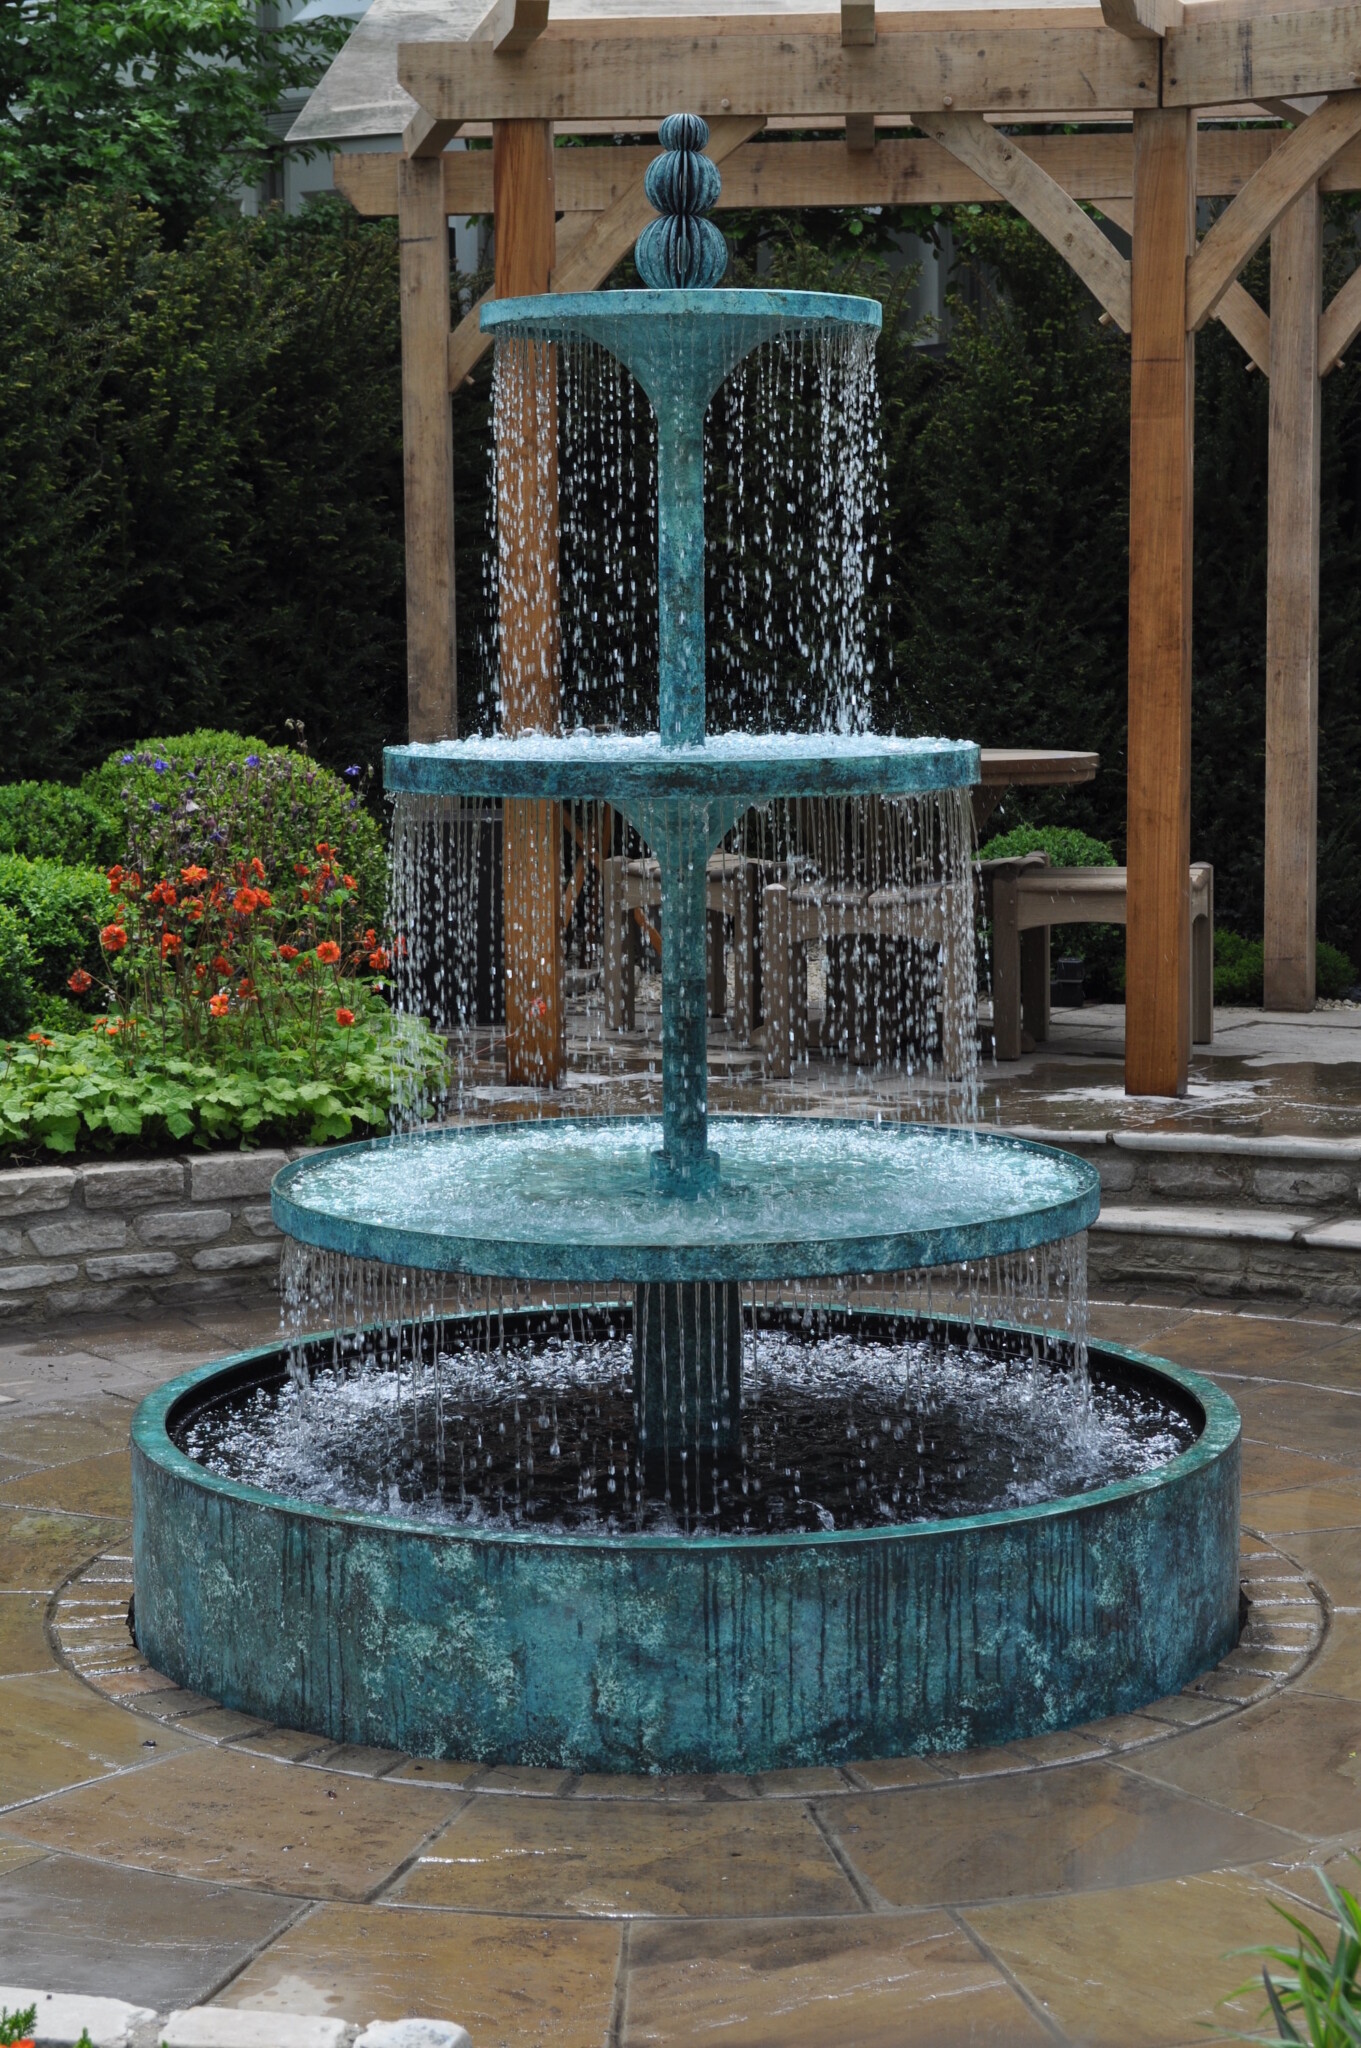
left=634, top=113, right=729, bottom=290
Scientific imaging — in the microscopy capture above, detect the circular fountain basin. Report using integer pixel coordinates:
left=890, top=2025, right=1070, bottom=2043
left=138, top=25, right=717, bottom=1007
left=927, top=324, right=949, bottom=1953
left=271, top=1119, right=1101, bottom=1284
left=131, top=1333, right=1241, bottom=1772
left=384, top=731, right=979, bottom=805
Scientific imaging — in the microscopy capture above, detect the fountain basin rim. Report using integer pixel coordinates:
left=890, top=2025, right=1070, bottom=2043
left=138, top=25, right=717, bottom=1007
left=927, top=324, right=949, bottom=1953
left=384, top=733, right=979, bottom=803
left=270, top=1117, right=1102, bottom=1285
left=481, top=287, right=884, bottom=342
left=132, top=1333, right=1239, bottom=1557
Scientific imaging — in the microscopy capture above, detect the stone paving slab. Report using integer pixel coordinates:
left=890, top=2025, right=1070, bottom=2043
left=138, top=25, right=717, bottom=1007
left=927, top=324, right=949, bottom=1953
left=0, top=1299, right=1359, bottom=2042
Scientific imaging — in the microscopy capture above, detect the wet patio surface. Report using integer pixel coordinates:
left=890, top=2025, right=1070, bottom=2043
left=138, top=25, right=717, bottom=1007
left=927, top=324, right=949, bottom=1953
left=1, top=1290, right=1360, bottom=2043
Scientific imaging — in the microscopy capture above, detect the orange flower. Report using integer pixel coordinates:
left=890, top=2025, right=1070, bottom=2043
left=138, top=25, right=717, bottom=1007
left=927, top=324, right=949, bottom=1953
left=160, top=932, right=182, bottom=959
left=182, top=897, right=204, bottom=922
left=315, top=939, right=341, bottom=966
left=194, top=963, right=207, bottom=978
left=278, top=944, right=298, bottom=961
left=368, top=948, right=389, bottom=972
left=316, top=841, right=335, bottom=859
left=237, top=977, right=257, bottom=1001
left=213, top=953, right=232, bottom=975
left=293, top=862, right=310, bottom=879
left=125, top=871, right=141, bottom=893
left=232, top=886, right=260, bottom=915
left=26, top=1030, right=52, bottom=1047
left=107, top=864, right=125, bottom=888
left=294, top=956, right=312, bottom=977
left=342, top=874, right=357, bottom=890
left=334, top=1007, right=356, bottom=1028
left=67, top=968, right=93, bottom=994
left=208, top=991, right=229, bottom=1018
left=254, top=889, right=272, bottom=910
left=250, top=857, right=267, bottom=881
left=362, top=928, right=376, bottom=947
left=100, top=924, right=128, bottom=954
left=180, top=864, right=209, bottom=885
left=148, top=880, right=176, bottom=908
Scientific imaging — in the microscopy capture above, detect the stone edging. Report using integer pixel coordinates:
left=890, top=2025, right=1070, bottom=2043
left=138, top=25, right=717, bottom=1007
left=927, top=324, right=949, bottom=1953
left=0, top=1152, right=302, bottom=1321
left=49, top=1540, right=1324, bottom=1797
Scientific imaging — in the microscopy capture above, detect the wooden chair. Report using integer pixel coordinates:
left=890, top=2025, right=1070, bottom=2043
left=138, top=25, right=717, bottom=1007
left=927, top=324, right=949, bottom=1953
left=983, top=856, right=1214, bottom=1061
left=601, top=852, right=761, bottom=1034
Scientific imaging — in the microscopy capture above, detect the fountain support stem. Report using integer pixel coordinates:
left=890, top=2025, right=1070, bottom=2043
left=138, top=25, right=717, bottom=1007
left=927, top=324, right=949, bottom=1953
left=633, top=1279, right=743, bottom=1481
left=656, top=399, right=706, bottom=749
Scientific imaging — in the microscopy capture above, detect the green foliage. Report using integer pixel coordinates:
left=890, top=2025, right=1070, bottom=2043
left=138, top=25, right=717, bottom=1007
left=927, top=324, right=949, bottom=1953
left=0, top=0, right=345, bottom=228
left=0, top=903, right=36, bottom=1037
left=0, top=780, right=121, bottom=866
left=0, top=854, right=106, bottom=1001
left=1214, top=930, right=1355, bottom=1006
left=83, top=730, right=387, bottom=925
left=0, top=192, right=413, bottom=782
left=978, top=823, right=1117, bottom=867
left=0, top=1008, right=446, bottom=1158
left=1235, top=1857, right=1361, bottom=2043
left=0, top=2004, right=37, bottom=2046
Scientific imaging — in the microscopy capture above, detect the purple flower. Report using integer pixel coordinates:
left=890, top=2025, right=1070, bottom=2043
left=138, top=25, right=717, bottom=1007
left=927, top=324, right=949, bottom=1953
left=245, top=754, right=261, bottom=768
left=152, top=758, right=169, bottom=776
left=121, top=753, right=134, bottom=765
left=344, top=765, right=361, bottom=778
left=149, top=800, right=163, bottom=813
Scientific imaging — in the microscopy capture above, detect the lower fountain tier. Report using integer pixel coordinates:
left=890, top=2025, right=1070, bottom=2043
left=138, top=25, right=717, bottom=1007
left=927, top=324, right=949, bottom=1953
left=130, top=1328, right=1241, bottom=1772
left=271, top=1118, right=1101, bottom=1285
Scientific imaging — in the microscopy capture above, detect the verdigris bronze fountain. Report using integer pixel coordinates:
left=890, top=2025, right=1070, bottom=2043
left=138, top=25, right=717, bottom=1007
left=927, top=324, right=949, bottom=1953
left=131, top=120, right=1240, bottom=1773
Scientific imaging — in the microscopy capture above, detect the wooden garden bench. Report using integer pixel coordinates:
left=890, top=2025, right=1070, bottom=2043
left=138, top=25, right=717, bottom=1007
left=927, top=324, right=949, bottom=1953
left=983, top=856, right=1214, bottom=1061
left=602, top=852, right=762, bottom=1034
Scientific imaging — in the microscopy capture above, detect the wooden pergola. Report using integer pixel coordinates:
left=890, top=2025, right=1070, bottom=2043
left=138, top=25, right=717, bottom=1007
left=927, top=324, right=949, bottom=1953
left=317, top=0, right=1361, bottom=1096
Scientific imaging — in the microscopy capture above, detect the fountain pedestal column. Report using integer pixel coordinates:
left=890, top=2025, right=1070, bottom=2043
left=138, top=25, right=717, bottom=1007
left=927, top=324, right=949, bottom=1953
left=633, top=1279, right=743, bottom=1478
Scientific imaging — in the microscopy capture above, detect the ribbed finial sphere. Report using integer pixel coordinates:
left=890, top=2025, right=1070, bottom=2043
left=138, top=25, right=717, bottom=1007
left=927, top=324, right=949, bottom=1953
left=634, top=111, right=729, bottom=290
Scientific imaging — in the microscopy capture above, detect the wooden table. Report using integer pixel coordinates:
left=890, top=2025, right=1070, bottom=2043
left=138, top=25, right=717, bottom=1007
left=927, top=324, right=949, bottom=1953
left=974, top=748, right=1100, bottom=833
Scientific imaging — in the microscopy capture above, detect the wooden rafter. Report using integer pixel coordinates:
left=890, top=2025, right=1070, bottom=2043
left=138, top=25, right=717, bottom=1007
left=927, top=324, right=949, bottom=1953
left=474, top=0, right=550, bottom=54
left=335, top=129, right=1361, bottom=225
left=398, top=29, right=1158, bottom=125
left=1187, top=93, right=1361, bottom=330
left=1099, top=0, right=1183, bottom=43
left=1100, top=196, right=1271, bottom=370
left=840, top=0, right=875, bottom=46
left=1164, top=2, right=1361, bottom=107
left=921, top=110, right=1131, bottom=329
left=446, top=115, right=765, bottom=391
left=1320, top=262, right=1361, bottom=372
left=402, top=108, right=461, bottom=158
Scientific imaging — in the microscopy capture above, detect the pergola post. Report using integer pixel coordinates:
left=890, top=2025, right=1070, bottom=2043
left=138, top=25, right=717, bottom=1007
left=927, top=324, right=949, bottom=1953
left=397, top=155, right=457, bottom=741
left=1264, top=185, right=1322, bottom=1011
left=494, top=118, right=564, bottom=1086
left=1126, top=107, right=1196, bottom=1097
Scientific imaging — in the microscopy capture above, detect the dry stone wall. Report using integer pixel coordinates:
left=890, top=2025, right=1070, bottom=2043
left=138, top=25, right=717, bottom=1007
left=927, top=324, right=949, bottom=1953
left=0, top=1151, right=302, bottom=1320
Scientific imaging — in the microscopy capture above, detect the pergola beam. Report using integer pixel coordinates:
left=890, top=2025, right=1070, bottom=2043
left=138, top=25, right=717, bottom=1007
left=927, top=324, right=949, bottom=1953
left=1100, top=0, right=1183, bottom=42
left=398, top=29, right=1158, bottom=125
left=1320, top=261, right=1361, bottom=372
left=476, top=0, right=550, bottom=55
left=1100, top=197, right=1271, bottom=369
left=1187, top=93, right=1361, bottom=330
left=922, top=111, right=1131, bottom=328
left=1164, top=2, right=1361, bottom=106
left=334, top=129, right=1361, bottom=224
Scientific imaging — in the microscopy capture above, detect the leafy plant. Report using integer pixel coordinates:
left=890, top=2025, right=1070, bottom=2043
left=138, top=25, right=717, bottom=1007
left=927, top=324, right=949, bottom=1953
left=0, top=781, right=121, bottom=866
left=978, top=823, right=1117, bottom=867
left=1215, top=931, right=1355, bottom=1005
left=0, top=2003, right=36, bottom=2046
left=0, top=902, right=37, bottom=1037
left=0, top=1010, right=444, bottom=1158
left=83, top=732, right=386, bottom=928
left=0, top=854, right=107, bottom=1005
left=0, top=0, right=345, bottom=228
left=1234, top=1858, right=1361, bottom=2043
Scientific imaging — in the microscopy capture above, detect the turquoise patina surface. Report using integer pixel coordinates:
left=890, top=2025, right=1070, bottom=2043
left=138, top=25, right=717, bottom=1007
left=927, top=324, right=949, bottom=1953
left=270, top=1119, right=1102, bottom=1285
left=131, top=1334, right=1242, bottom=1773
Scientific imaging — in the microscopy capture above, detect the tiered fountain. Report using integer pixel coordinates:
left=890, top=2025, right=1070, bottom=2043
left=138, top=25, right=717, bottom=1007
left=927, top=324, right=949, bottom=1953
left=131, top=121, right=1240, bottom=1774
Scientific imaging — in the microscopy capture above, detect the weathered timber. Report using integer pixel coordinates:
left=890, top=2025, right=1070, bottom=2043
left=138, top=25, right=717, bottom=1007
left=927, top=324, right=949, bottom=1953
left=397, top=156, right=456, bottom=742
left=474, top=0, right=550, bottom=53
left=398, top=29, right=1158, bottom=124
left=1320, top=259, right=1361, bottom=371
left=1165, top=4, right=1361, bottom=107
left=1127, top=108, right=1196, bottom=1098
left=921, top=110, right=1130, bottom=327
left=333, top=129, right=1361, bottom=225
left=1187, top=93, right=1361, bottom=330
left=1101, top=196, right=1271, bottom=369
left=493, top=119, right=563, bottom=1087
left=1100, top=0, right=1183, bottom=39
left=1264, top=187, right=1322, bottom=1011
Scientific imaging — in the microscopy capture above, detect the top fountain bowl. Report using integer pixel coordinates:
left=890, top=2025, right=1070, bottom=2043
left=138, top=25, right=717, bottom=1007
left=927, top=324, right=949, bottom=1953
left=482, top=288, right=882, bottom=413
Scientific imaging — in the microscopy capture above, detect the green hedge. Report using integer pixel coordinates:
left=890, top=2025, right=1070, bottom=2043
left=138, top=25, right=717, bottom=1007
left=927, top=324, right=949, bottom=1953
left=978, top=824, right=1117, bottom=868
left=1215, top=930, right=1356, bottom=1005
left=0, top=854, right=106, bottom=1003
left=0, top=782, right=120, bottom=866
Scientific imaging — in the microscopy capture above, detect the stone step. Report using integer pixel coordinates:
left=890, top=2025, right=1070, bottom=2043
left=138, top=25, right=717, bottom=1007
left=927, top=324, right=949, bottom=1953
left=998, top=1123, right=1361, bottom=1217
left=0, top=1991, right=471, bottom=2048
